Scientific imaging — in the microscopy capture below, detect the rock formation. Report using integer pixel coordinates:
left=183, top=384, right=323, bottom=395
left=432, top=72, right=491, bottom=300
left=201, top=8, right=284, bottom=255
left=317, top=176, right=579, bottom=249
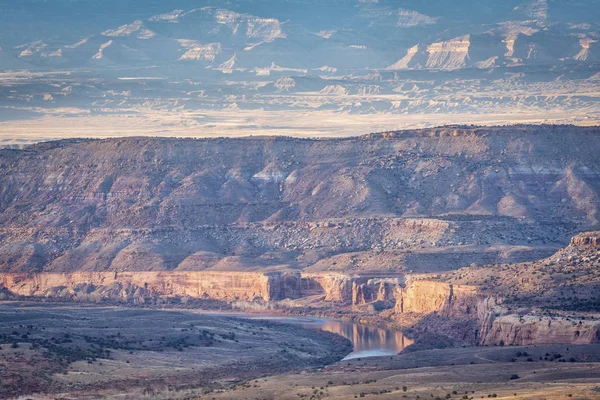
left=395, top=280, right=480, bottom=318
left=480, top=315, right=600, bottom=345
left=0, top=271, right=283, bottom=302
left=2, top=126, right=599, bottom=276
left=0, top=271, right=382, bottom=305
left=570, top=231, right=600, bottom=247
left=353, top=278, right=401, bottom=307
left=1, top=230, right=599, bottom=347
left=1, top=128, right=600, bottom=349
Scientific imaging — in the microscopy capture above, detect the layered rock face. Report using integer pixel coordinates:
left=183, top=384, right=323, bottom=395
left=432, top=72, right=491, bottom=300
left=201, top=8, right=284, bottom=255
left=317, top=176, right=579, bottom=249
left=353, top=278, right=401, bottom=307
left=2, top=126, right=600, bottom=275
left=0, top=271, right=381, bottom=304
left=393, top=279, right=600, bottom=347
left=1, top=271, right=284, bottom=302
left=395, top=280, right=480, bottom=318
left=302, top=274, right=355, bottom=303
left=425, top=35, right=471, bottom=70
left=440, top=231, right=600, bottom=346
left=570, top=231, right=600, bottom=247
left=481, top=315, right=600, bottom=345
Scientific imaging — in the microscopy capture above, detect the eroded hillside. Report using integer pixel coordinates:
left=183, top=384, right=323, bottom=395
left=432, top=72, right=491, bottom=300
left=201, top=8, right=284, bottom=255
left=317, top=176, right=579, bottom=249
left=1, top=125, right=599, bottom=274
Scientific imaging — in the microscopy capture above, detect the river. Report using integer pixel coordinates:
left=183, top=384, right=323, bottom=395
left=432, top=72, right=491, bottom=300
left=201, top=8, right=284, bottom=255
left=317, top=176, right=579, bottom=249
left=220, top=313, right=413, bottom=360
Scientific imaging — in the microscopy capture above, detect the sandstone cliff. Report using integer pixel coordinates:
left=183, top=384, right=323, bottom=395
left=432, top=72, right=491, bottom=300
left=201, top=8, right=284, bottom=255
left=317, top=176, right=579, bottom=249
left=480, top=315, right=600, bottom=345
left=0, top=271, right=281, bottom=302
left=1, top=270, right=598, bottom=348
left=395, top=280, right=480, bottom=318
left=0, top=271, right=383, bottom=305
left=430, top=230, right=600, bottom=346
left=570, top=231, right=600, bottom=247
left=352, top=278, right=400, bottom=307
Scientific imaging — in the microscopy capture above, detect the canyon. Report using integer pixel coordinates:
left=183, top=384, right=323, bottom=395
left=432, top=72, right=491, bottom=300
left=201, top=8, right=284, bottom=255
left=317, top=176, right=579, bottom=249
left=0, top=127, right=598, bottom=399
left=2, top=1, right=600, bottom=397
left=2, top=230, right=599, bottom=347
left=1, top=126, right=599, bottom=349
left=0, top=271, right=375, bottom=304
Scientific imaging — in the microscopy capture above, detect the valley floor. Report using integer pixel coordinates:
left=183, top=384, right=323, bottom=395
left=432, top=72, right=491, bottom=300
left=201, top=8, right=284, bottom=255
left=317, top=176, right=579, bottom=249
left=0, top=304, right=351, bottom=399
left=195, top=355, right=600, bottom=400
left=1, top=304, right=599, bottom=400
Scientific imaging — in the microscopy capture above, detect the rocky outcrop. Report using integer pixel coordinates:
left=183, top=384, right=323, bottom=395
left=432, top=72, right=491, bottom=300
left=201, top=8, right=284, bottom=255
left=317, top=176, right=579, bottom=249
left=570, top=231, right=600, bottom=247
left=0, top=271, right=305, bottom=302
left=393, top=277, right=600, bottom=346
left=352, top=278, right=401, bottom=307
left=0, top=271, right=390, bottom=304
left=386, top=45, right=428, bottom=69
left=481, top=315, right=600, bottom=345
left=395, top=280, right=480, bottom=318
left=303, top=273, right=355, bottom=304
left=426, top=35, right=471, bottom=70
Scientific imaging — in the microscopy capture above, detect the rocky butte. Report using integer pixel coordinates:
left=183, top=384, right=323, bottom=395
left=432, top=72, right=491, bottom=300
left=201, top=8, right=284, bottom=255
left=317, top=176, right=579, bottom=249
left=1, top=125, right=599, bottom=346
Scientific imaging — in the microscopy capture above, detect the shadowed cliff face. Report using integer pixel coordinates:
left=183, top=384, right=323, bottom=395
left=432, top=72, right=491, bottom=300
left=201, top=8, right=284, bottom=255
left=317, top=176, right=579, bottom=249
left=1, top=125, right=599, bottom=274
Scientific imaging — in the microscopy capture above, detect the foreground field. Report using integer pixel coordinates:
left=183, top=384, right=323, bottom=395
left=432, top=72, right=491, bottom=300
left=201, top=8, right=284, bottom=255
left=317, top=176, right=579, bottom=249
left=1, top=304, right=599, bottom=400
left=196, top=346, right=600, bottom=400
left=0, top=304, right=351, bottom=399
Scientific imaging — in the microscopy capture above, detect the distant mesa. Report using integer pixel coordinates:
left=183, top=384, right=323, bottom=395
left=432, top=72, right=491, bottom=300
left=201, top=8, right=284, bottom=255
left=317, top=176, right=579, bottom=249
left=102, top=20, right=155, bottom=39
left=396, top=8, right=439, bottom=28
left=178, top=41, right=222, bottom=61
left=149, top=9, right=186, bottom=23
left=92, top=40, right=113, bottom=60
left=387, top=35, right=471, bottom=70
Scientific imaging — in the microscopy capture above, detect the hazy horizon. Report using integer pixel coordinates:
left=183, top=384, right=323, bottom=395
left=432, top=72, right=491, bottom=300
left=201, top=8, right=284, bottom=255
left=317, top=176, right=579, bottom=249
left=1, top=0, right=600, bottom=145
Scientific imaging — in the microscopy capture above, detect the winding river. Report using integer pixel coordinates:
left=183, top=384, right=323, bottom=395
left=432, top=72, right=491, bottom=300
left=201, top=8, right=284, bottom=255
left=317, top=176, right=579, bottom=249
left=220, top=313, right=413, bottom=360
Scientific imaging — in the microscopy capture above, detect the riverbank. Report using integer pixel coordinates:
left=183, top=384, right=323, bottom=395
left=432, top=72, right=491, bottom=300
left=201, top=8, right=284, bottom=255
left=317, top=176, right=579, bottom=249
left=198, top=312, right=414, bottom=359
left=0, top=295, right=412, bottom=344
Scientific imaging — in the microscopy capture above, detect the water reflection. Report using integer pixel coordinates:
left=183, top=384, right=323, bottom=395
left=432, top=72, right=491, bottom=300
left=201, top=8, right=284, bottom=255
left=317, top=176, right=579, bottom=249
left=293, top=317, right=413, bottom=360
left=230, top=314, right=413, bottom=360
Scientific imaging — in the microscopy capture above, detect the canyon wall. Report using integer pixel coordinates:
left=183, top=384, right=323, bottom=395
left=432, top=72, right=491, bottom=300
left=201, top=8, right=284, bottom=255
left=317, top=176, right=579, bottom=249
left=302, top=273, right=355, bottom=303
left=0, top=271, right=382, bottom=304
left=352, top=278, right=401, bottom=307
left=0, top=271, right=292, bottom=302
left=480, top=315, right=600, bottom=345
left=392, top=279, right=600, bottom=347
left=2, top=258, right=598, bottom=348
left=395, top=280, right=480, bottom=318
